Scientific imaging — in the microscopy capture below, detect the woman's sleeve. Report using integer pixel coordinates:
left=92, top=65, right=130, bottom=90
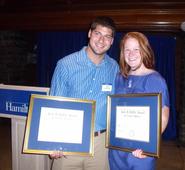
left=145, top=73, right=170, bottom=107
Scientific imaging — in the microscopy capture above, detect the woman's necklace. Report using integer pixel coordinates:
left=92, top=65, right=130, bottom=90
left=126, top=75, right=141, bottom=91
left=127, top=78, right=132, bottom=88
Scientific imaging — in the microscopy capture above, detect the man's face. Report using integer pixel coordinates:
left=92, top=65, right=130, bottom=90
left=88, top=25, right=114, bottom=56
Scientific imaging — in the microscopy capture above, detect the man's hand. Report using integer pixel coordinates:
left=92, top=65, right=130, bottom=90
left=49, top=151, right=66, bottom=159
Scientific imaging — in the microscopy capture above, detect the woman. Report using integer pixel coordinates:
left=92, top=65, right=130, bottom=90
left=109, top=32, right=169, bottom=170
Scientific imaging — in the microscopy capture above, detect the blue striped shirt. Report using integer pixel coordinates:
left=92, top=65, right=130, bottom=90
left=50, top=46, right=119, bottom=131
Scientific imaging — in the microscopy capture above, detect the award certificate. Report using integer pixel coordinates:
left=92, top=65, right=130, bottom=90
left=106, top=93, right=161, bottom=158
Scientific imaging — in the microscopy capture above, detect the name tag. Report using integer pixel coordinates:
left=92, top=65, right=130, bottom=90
left=102, top=84, right=112, bottom=92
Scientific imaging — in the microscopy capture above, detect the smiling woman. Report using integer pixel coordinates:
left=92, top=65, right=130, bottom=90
left=108, top=31, right=170, bottom=170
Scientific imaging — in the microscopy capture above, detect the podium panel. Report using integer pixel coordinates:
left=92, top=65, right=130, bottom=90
left=11, top=116, right=50, bottom=170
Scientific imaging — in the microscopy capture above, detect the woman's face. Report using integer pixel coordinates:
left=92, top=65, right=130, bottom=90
left=123, top=37, right=143, bottom=71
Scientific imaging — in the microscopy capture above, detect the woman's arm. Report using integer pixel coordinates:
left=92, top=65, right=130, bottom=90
left=161, top=106, right=170, bottom=133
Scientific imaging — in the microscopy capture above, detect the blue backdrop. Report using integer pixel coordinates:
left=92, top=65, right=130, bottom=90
left=37, top=31, right=177, bottom=140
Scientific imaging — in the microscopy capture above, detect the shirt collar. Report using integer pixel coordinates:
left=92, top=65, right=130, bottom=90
left=77, top=46, right=108, bottom=67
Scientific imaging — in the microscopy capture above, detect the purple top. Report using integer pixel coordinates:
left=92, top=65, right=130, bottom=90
left=115, top=71, right=169, bottom=107
left=108, top=71, right=169, bottom=170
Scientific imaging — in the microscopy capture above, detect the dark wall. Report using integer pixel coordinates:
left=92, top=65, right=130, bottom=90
left=0, top=31, right=37, bottom=86
left=178, top=33, right=185, bottom=144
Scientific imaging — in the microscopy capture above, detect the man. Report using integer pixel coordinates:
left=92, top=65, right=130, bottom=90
left=49, top=16, right=119, bottom=170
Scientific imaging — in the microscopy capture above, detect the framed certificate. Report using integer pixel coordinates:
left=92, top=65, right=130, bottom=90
left=23, top=94, right=96, bottom=156
left=106, top=93, right=162, bottom=158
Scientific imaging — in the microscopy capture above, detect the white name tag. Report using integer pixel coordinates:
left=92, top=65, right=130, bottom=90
left=102, top=84, right=112, bottom=92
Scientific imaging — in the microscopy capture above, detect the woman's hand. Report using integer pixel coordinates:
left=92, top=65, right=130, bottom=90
left=132, top=149, right=147, bottom=159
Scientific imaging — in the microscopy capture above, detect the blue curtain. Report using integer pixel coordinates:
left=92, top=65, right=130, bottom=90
left=37, top=31, right=177, bottom=140
left=147, top=35, right=177, bottom=140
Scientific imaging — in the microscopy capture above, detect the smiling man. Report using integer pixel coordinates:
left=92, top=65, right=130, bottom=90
left=49, top=16, right=119, bottom=170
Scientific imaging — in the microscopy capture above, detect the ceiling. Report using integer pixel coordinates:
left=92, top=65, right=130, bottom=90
left=1, top=0, right=185, bottom=11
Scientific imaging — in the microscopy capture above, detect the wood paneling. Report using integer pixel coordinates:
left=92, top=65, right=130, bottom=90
left=0, top=0, right=185, bottom=31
